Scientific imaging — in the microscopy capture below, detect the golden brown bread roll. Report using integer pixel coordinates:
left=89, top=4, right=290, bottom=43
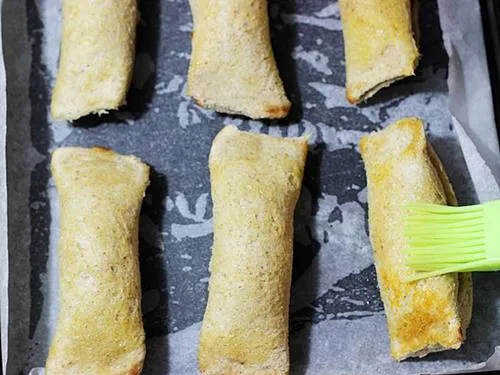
left=51, top=0, right=138, bottom=120
left=198, top=125, right=308, bottom=374
left=339, top=0, right=420, bottom=104
left=359, top=118, right=472, bottom=360
left=188, top=0, right=291, bottom=119
left=46, top=147, right=149, bottom=374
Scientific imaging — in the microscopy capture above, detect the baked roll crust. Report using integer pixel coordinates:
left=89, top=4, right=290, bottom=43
left=46, top=147, right=149, bottom=374
left=188, top=0, right=291, bottom=119
left=51, top=0, right=138, bottom=120
left=339, top=0, right=420, bottom=104
left=199, top=125, right=308, bottom=374
left=359, top=118, right=472, bottom=360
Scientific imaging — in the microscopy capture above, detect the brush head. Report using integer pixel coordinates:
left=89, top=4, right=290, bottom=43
left=403, top=201, right=500, bottom=281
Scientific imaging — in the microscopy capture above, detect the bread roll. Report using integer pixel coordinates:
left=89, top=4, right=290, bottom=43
left=339, top=0, right=420, bottom=104
left=188, top=0, right=291, bottom=119
left=199, top=125, right=308, bottom=374
left=51, top=0, right=138, bottom=120
left=359, top=118, right=472, bottom=360
left=46, top=147, right=149, bottom=374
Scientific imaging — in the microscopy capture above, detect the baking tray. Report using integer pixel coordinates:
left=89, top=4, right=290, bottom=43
left=3, top=0, right=500, bottom=374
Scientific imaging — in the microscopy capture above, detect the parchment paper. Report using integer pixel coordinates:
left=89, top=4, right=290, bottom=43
left=432, top=1, right=500, bottom=373
left=3, top=0, right=500, bottom=374
left=438, top=0, right=500, bottom=201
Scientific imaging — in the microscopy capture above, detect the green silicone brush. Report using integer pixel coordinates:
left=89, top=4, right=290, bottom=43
left=403, top=201, right=500, bottom=281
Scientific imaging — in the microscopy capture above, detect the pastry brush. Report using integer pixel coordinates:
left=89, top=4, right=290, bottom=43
left=403, top=201, right=500, bottom=281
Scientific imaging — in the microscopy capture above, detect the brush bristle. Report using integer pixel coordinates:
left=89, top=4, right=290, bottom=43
left=404, top=203, right=488, bottom=271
